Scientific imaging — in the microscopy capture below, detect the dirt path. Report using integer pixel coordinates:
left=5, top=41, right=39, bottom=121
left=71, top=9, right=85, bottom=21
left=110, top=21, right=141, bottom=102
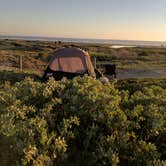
left=118, top=68, right=166, bottom=79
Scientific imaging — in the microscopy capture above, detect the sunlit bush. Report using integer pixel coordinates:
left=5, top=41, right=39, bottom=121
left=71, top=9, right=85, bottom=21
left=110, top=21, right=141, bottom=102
left=0, top=76, right=165, bottom=165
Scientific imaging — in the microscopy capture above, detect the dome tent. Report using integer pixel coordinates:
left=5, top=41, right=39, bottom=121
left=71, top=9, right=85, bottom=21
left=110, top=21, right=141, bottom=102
left=42, top=47, right=96, bottom=81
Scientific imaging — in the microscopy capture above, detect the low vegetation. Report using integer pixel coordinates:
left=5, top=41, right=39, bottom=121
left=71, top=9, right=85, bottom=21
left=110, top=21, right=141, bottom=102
left=0, top=39, right=165, bottom=165
left=0, top=73, right=165, bottom=165
left=0, top=39, right=166, bottom=71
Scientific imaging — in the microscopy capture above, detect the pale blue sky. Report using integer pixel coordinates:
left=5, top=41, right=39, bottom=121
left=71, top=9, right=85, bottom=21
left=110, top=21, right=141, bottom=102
left=0, top=0, right=166, bottom=41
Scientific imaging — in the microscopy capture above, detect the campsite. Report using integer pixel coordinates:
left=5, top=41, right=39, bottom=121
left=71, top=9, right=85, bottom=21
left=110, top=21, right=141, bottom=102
left=0, top=39, right=166, bottom=77
left=0, top=39, right=166, bottom=165
left=1, top=0, right=166, bottom=164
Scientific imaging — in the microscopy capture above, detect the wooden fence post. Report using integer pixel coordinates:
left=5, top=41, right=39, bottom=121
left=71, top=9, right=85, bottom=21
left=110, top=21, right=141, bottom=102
left=19, top=55, right=23, bottom=71
left=94, top=57, right=97, bottom=68
left=92, top=57, right=97, bottom=68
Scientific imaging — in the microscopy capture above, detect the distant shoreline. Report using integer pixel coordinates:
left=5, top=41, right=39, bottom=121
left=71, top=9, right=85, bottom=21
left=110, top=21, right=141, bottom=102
left=0, top=35, right=166, bottom=47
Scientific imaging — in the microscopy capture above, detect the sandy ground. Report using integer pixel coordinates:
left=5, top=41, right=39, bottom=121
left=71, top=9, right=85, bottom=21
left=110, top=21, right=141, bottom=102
left=118, top=68, right=166, bottom=79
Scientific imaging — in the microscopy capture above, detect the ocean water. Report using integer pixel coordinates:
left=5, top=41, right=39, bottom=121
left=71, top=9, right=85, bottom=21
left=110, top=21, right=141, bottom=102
left=0, top=35, right=166, bottom=47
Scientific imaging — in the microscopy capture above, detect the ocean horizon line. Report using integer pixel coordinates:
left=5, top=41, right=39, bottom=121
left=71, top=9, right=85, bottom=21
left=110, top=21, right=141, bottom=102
left=0, top=34, right=166, bottom=47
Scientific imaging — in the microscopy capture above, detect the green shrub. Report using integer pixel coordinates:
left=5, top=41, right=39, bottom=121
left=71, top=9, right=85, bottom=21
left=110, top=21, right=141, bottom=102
left=0, top=76, right=165, bottom=165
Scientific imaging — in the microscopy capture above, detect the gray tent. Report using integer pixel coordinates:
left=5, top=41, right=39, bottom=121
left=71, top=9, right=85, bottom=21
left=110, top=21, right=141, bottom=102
left=43, top=47, right=96, bottom=80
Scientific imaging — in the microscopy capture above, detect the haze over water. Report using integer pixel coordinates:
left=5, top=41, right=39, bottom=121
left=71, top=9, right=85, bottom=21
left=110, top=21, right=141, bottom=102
left=0, top=35, right=166, bottom=47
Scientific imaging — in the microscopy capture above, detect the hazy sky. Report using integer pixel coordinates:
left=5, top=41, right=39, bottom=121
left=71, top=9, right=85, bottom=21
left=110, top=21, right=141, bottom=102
left=0, top=0, right=166, bottom=41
